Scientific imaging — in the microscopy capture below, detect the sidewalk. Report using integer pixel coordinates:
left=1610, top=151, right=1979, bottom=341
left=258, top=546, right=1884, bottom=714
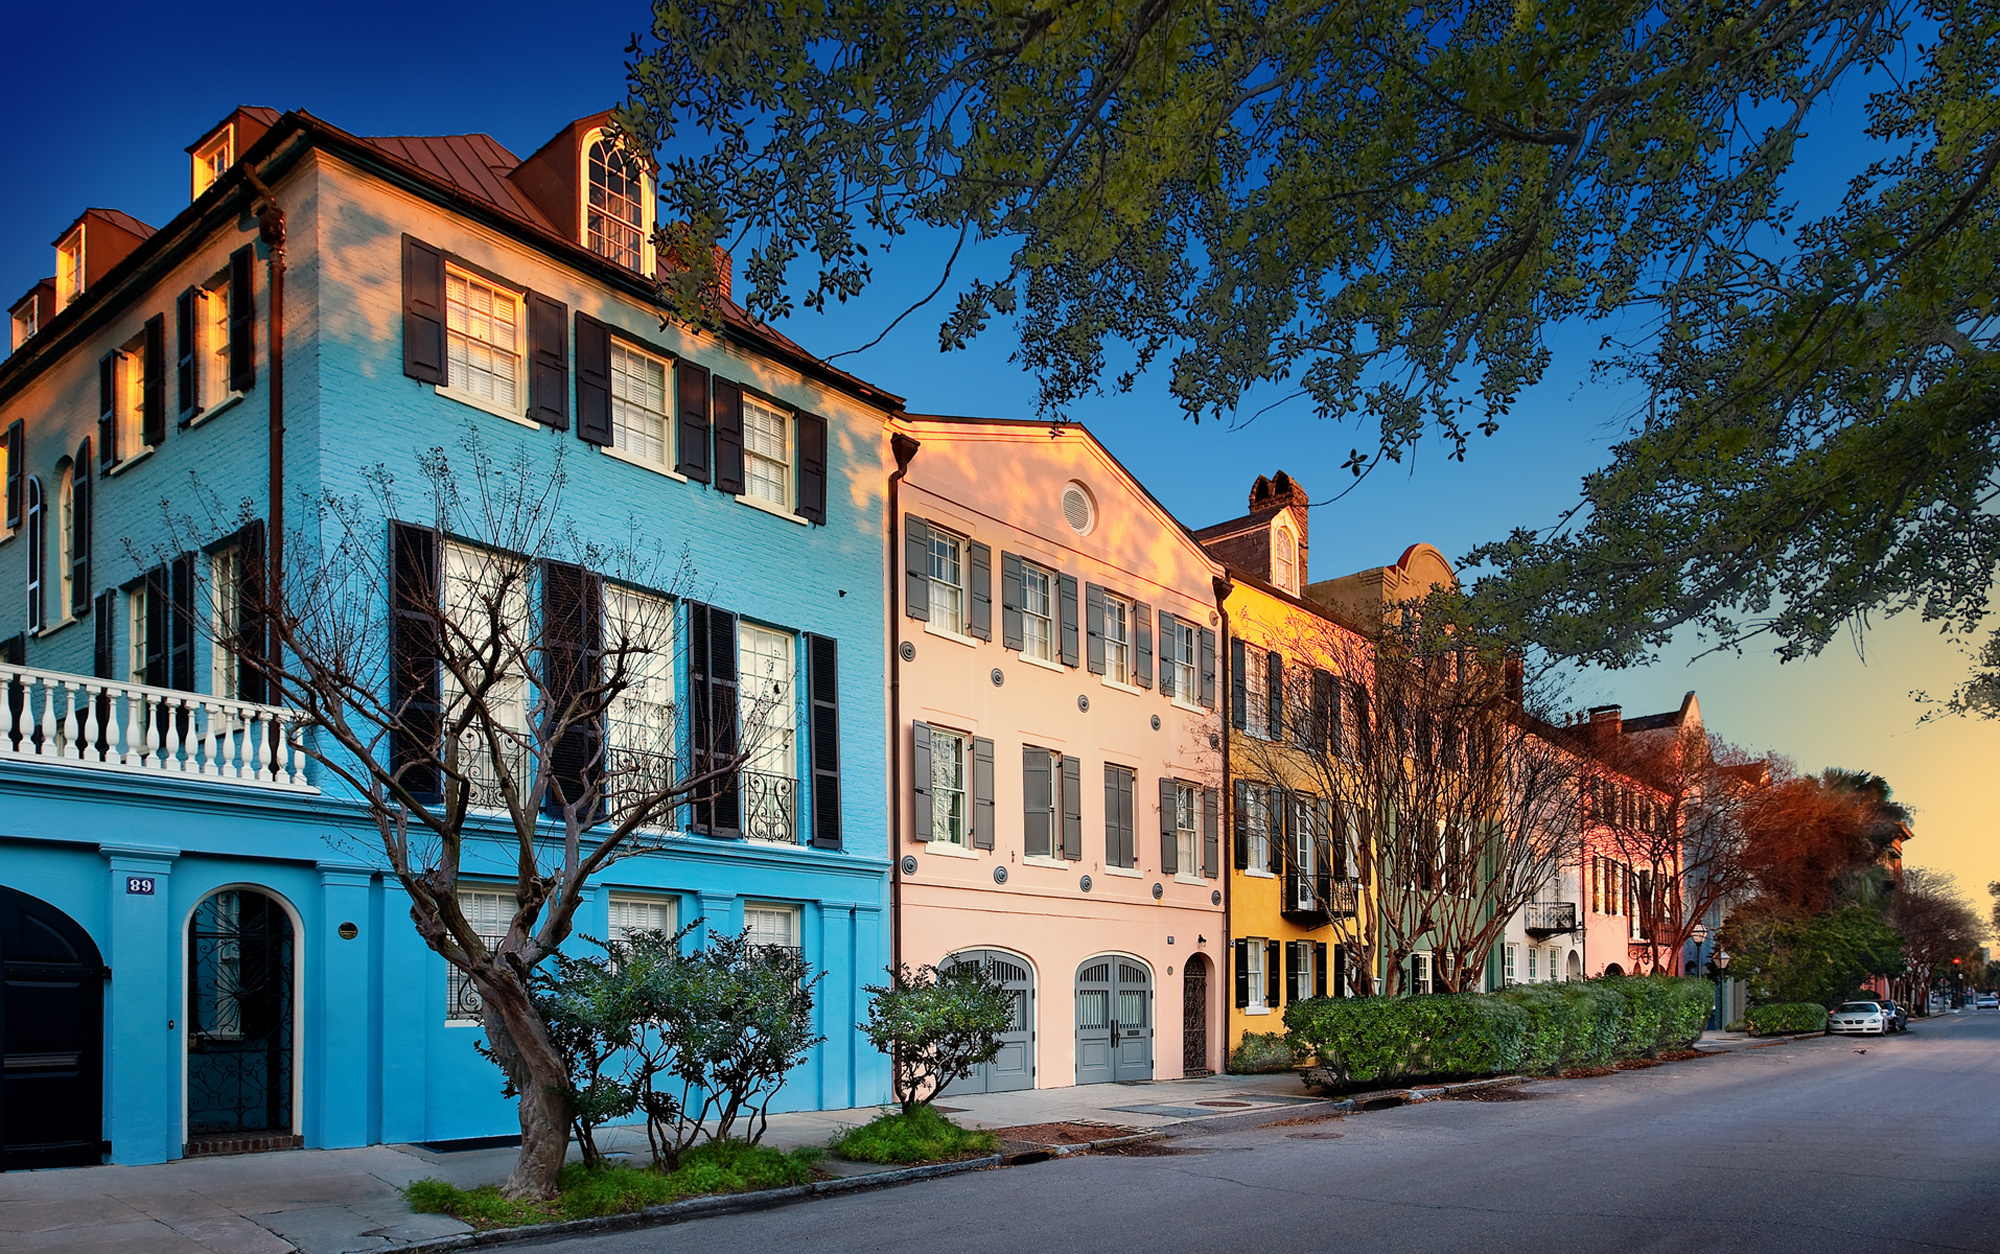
left=0, top=1072, right=1330, bottom=1254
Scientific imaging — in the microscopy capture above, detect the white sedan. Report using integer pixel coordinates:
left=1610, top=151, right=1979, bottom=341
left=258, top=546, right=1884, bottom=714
left=1829, top=1001, right=1890, bottom=1035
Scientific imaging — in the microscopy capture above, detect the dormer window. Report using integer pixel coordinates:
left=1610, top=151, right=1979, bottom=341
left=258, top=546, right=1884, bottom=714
left=56, top=227, right=84, bottom=308
left=583, top=132, right=650, bottom=272
left=10, top=295, right=38, bottom=351
left=193, top=127, right=234, bottom=199
left=1273, top=526, right=1296, bottom=592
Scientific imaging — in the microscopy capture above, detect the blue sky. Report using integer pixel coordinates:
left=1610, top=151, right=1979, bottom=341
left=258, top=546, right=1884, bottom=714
left=6, top=1, right=1993, bottom=909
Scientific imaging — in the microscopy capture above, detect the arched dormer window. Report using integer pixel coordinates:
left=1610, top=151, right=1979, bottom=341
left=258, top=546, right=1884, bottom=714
left=583, top=132, right=651, bottom=273
left=1273, top=526, right=1296, bottom=593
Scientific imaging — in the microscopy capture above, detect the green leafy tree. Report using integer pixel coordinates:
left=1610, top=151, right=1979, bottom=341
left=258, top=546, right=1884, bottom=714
left=1719, top=903, right=1906, bottom=1009
left=863, top=962, right=1015, bottom=1115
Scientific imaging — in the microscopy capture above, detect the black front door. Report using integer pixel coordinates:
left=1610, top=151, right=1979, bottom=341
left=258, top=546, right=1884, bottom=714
left=187, top=890, right=294, bottom=1139
left=0, top=885, right=106, bottom=1170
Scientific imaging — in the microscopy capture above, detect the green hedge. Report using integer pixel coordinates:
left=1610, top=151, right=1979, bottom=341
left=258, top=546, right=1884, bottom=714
left=1745, top=1002, right=1828, bottom=1035
left=1284, top=976, right=1715, bottom=1086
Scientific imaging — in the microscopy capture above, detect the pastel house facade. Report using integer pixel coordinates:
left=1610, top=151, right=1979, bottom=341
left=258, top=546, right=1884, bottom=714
left=891, top=416, right=1228, bottom=1088
left=0, top=105, right=896, bottom=1167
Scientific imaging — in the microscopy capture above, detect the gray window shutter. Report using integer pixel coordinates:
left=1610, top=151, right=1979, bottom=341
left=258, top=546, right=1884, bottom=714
left=1120, top=769, right=1136, bottom=868
left=1157, top=610, right=1176, bottom=697
left=1202, top=787, right=1219, bottom=878
left=1023, top=745, right=1052, bottom=858
left=1060, top=754, right=1082, bottom=860
left=1159, top=776, right=1178, bottom=875
left=968, top=542, right=992, bottom=641
left=904, top=515, right=931, bottom=621
left=1084, top=582, right=1105, bottom=674
left=911, top=721, right=933, bottom=842
left=796, top=412, right=828, bottom=524
left=972, top=735, right=995, bottom=849
left=526, top=292, right=570, bottom=429
left=1199, top=627, right=1217, bottom=709
left=712, top=377, right=745, bottom=494
left=676, top=360, right=712, bottom=481
left=1267, top=650, right=1284, bottom=741
left=1233, top=779, right=1249, bottom=869
left=1234, top=940, right=1250, bottom=1009
left=1133, top=600, right=1153, bottom=688
left=999, top=551, right=1024, bottom=649
left=228, top=244, right=256, bottom=393
left=1229, top=635, right=1247, bottom=729
left=175, top=288, right=200, bottom=424
left=1057, top=574, right=1080, bottom=667
left=808, top=633, right=842, bottom=849
left=1104, top=765, right=1120, bottom=866
left=574, top=313, right=613, bottom=445
left=400, top=236, right=445, bottom=385
left=1266, top=940, right=1282, bottom=1009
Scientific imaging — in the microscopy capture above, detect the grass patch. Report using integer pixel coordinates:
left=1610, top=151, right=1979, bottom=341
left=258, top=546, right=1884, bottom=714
left=831, top=1106, right=999, bottom=1165
left=402, top=1140, right=821, bottom=1231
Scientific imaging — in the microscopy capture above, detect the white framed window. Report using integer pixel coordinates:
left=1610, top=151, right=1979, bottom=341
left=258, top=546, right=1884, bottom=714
left=56, top=465, right=74, bottom=618
left=1549, top=947, right=1563, bottom=982
left=1291, top=798, right=1316, bottom=911
left=193, top=127, right=233, bottom=198
left=1245, top=785, right=1271, bottom=873
left=1244, top=645, right=1268, bottom=739
left=744, top=902, right=802, bottom=956
left=211, top=545, right=242, bottom=699
left=441, top=540, right=531, bottom=809
left=116, top=338, right=146, bottom=461
left=608, top=894, right=678, bottom=945
left=1020, top=561, right=1054, bottom=661
left=446, top=889, right=512, bottom=1023
left=10, top=294, right=38, bottom=350
left=1246, top=938, right=1268, bottom=1012
left=605, top=585, right=676, bottom=812
left=1273, top=526, right=1296, bottom=592
left=1175, top=782, right=1199, bottom=877
left=127, top=584, right=148, bottom=683
left=1504, top=944, right=1517, bottom=984
left=1526, top=946, right=1538, bottom=982
left=1412, top=952, right=1433, bottom=996
left=930, top=727, right=970, bottom=847
left=1103, top=593, right=1131, bottom=683
left=610, top=342, right=671, bottom=467
left=584, top=134, right=651, bottom=273
left=200, top=268, right=236, bottom=409
left=1293, top=941, right=1316, bottom=1002
left=56, top=226, right=83, bottom=308
left=739, top=622, right=798, bottom=844
left=443, top=267, right=522, bottom=413
left=741, top=394, right=792, bottom=509
left=927, top=528, right=967, bottom=635
left=1166, top=618, right=1198, bottom=706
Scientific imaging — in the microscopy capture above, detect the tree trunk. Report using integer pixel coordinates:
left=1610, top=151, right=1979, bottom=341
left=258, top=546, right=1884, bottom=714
left=478, top=971, right=576, bottom=1200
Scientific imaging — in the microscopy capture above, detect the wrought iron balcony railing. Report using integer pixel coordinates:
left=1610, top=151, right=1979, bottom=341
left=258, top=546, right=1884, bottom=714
left=741, top=768, right=798, bottom=845
left=1525, top=901, right=1579, bottom=936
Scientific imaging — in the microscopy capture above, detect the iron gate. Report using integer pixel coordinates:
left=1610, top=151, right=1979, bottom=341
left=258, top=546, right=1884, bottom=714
left=1182, top=954, right=1209, bottom=1075
left=187, top=890, right=295, bottom=1137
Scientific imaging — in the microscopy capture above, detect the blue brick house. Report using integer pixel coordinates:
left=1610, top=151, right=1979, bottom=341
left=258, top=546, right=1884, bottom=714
left=0, top=107, right=896, bottom=1167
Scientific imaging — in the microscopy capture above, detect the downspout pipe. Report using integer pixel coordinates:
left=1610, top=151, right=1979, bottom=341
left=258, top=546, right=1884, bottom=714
left=244, top=169, right=286, bottom=670
left=1213, top=573, right=1233, bottom=1053
left=886, top=432, right=920, bottom=976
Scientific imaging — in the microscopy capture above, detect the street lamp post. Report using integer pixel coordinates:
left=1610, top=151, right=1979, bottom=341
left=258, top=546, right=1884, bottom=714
left=1705, top=948, right=1732, bottom=1031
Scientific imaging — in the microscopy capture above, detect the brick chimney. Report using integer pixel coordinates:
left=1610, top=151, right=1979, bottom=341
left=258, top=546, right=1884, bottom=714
left=1588, top=705, right=1623, bottom=742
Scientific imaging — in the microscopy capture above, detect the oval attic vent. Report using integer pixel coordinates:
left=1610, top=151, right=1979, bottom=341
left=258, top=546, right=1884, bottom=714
left=1061, top=482, right=1095, bottom=534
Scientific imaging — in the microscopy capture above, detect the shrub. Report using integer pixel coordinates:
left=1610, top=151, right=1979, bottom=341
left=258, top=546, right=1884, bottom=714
left=1228, top=1031, right=1299, bottom=1074
left=861, top=962, right=1016, bottom=1115
left=831, top=1106, right=999, bottom=1164
left=1495, top=986, right=1567, bottom=1074
left=1746, top=1002, right=1829, bottom=1035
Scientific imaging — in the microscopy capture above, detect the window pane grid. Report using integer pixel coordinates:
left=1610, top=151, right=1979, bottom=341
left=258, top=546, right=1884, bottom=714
left=932, top=731, right=968, bottom=845
left=588, top=141, right=647, bottom=270
left=743, top=398, right=790, bottom=506
left=445, top=271, right=520, bottom=407
left=1104, top=597, right=1129, bottom=681
left=1022, top=566, right=1052, bottom=659
left=610, top=344, right=670, bottom=465
left=929, top=533, right=965, bottom=634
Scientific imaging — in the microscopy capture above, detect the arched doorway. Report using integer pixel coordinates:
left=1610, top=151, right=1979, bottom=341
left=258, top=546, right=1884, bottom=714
left=1182, top=954, right=1210, bottom=1076
left=0, top=886, right=105, bottom=1170
left=1076, top=955, right=1152, bottom=1085
left=1565, top=951, right=1582, bottom=982
left=186, top=889, right=297, bottom=1148
left=1601, top=962, right=1625, bottom=978
left=940, top=950, right=1034, bottom=1094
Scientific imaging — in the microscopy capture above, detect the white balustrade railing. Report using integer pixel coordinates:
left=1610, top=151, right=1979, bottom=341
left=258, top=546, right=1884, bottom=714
left=0, top=663, right=314, bottom=791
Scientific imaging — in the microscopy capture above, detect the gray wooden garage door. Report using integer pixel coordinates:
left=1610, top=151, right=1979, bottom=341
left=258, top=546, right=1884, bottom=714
left=1076, top=956, right=1152, bottom=1085
left=940, top=950, right=1034, bottom=1094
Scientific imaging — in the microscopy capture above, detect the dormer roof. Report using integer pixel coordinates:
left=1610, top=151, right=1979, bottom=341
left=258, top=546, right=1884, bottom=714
left=359, top=132, right=558, bottom=231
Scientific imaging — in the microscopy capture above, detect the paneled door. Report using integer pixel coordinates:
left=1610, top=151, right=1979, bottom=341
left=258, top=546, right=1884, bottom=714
left=1076, top=956, right=1153, bottom=1085
left=940, top=950, right=1034, bottom=1094
left=0, top=886, right=105, bottom=1170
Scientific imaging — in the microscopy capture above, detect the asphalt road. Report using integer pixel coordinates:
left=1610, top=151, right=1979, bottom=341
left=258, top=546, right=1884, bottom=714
left=527, top=1012, right=2000, bottom=1254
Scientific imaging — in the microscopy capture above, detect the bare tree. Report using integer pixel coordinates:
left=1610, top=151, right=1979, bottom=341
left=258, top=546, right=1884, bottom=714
left=164, top=432, right=780, bottom=1198
left=1894, top=868, right=1983, bottom=1012
left=1244, top=592, right=1588, bottom=996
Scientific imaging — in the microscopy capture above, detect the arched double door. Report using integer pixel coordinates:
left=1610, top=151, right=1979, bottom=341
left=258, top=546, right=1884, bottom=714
left=0, top=886, right=105, bottom=1170
left=940, top=950, right=1034, bottom=1094
left=187, top=889, right=296, bottom=1141
left=1076, top=955, right=1152, bottom=1085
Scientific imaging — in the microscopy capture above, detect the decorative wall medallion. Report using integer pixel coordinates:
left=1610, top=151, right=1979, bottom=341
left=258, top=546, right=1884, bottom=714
left=901, top=855, right=918, bottom=875
left=991, top=668, right=1005, bottom=686
left=1211, top=889, right=1222, bottom=905
left=993, top=866, right=1009, bottom=884
left=1079, top=875, right=1093, bottom=892
left=899, top=641, right=917, bottom=662
left=1210, top=611, right=1220, bottom=626
left=1077, top=694, right=1090, bottom=712
left=1151, top=714, right=1161, bottom=731
left=1151, top=883, right=1164, bottom=900
left=337, top=921, right=359, bottom=941
left=1209, top=733, right=1220, bottom=749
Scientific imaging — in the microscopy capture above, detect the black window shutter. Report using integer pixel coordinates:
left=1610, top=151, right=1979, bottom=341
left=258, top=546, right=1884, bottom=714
left=1266, top=940, right=1282, bottom=1009
left=175, top=288, right=200, bottom=423
left=675, top=360, right=712, bottom=482
left=903, top=516, right=931, bottom=621
left=796, top=412, right=828, bottom=524
left=967, top=543, right=992, bottom=641
left=1267, top=651, right=1284, bottom=741
left=1199, top=627, right=1217, bottom=709
left=1059, top=754, right=1082, bottom=860
left=525, top=293, right=570, bottom=429
left=689, top=602, right=739, bottom=835
left=1233, top=778, right=1249, bottom=869
left=1133, top=600, right=1152, bottom=688
left=389, top=521, right=443, bottom=798
left=98, top=354, right=117, bottom=469
left=808, top=633, right=842, bottom=849
left=1352, top=682, right=1371, bottom=760
left=228, top=245, right=256, bottom=393
left=711, top=377, right=745, bottom=494
left=142, top=314, right=166, bottom=447
left=93, top=589, right=115, bottom=678
left=1159, top=776, right=1178, bottom=875
left=1284, top=941, right=1297, bottom=1004
left=1270, top=787, right=1287, bottom=875
left=573, top=313, right=613, bottom=445
left=971, top=735, right=995, bottom=850
left=4, top=420, right=20, bottom=529
left=1084, top=582, right=1105, bottom=675
left=1157, top=611, right=1175, bottom=697
left=237, top=519, right=269, bottom=704
left=910, top=721, right=933, bottom=842
left=1229, top=635, right=1247, bottom=730
left=1202, top=787, right=1219, bottom=878
left=1234, top=940, right=1250, bottom=1009
left=69, top=453, right=90, bottom=619
left=542, top=560, right=603, bottom=820
left=1311, top=669, right=1334, bottom=753
left=1057, top=574, right=1080, bottom=667
left=0, top=634, right=20, bottom=666
left=144, top=565, right=168, bottom=687
left=401, top=237, right=445, bottom=385
left=1023, top=745, right=1052, bottom=858
left=1314, top=808, right=1333, bottom=908
left=999, top=551, right=1024, bottom=649
left=168, top=553, right=195, bottom=691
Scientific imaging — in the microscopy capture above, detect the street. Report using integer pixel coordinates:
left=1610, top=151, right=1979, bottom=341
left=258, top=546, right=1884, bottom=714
left=528, top=1014, right=2000, bottom=1254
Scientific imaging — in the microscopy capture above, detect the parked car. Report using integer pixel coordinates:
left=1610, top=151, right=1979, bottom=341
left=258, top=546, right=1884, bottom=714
left=1977, top=993, right=1998, bottom=1010
left=1879, top=999, right=1908, bottom=1031
left=1829, top=1001, right=1891, bottom=1035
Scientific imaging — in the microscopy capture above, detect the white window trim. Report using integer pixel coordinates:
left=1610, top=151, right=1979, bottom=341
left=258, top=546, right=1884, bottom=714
left=743, top=901, right=803, bottom=955
left=601, top=442, right=691, bottom=482
left=930, top=727, right=972, bottom=849
left=607, top=892, right=680, bottom=944
left=578, top=127, right=657, bottom=276
left=198, top=274, right=242, bottom=414
left=437, top=265, right=530, bottom=426
left=186, top=393, right=244, bottom=431
left=56, top=225, right=84, bottom=308
left=446, top=888, right=513, bottom=1026
left=1174, top=871, right=1208, bottom=886
left=605, top=340, right=678, bottom=474
left=922, top=618, right=983, bottom=649
left=1017, top=560, right=1057, bottom=664
left=1020, top=854, right=1070, bottom=871
left=734, top=490, right=811, bottom=526
left=193, top=125, right=234, bottom=198
left=1245, top=938, right=1270, bottom=1014
left=104, top=446, right=155, bottom=478
left=737, top=393, right=795, bottom=513
left=926, top=527, right=972, bottom=638
left=1017, top=651, right=1066, bottom=675
left=1101, top=864, right=1143, bottom=879
left=1098, top=673, right=1144, bottom=696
